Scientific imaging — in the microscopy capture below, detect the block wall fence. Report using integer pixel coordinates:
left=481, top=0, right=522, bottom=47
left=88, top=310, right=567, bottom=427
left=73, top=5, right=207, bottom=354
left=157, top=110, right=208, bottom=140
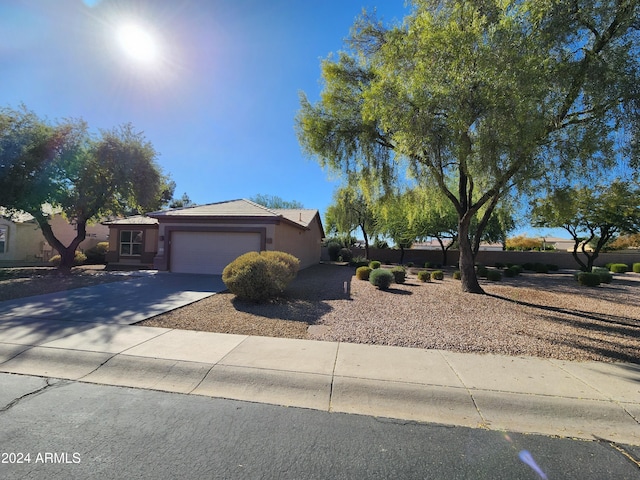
left=322, top=247, right=640, bottom=270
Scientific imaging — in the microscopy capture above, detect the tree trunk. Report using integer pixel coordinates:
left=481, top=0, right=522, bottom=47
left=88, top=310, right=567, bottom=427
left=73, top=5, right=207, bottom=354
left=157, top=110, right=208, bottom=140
left=361, top=226, right=370, bottom=260
left=436, top=237, right=447, bottom=266
left=36, top=215, right=87, bottom=274
left=458, top=217, right=484, bottom=294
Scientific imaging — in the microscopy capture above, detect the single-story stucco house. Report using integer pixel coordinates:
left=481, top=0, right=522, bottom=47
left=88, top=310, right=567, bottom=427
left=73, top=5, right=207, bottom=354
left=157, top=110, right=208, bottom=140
left=103, top=199, right=325, bottom=274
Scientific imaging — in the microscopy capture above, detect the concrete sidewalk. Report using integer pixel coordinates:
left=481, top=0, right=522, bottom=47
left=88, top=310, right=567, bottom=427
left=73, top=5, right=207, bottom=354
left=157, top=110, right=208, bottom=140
left=0, top=321, right=638, bottom=446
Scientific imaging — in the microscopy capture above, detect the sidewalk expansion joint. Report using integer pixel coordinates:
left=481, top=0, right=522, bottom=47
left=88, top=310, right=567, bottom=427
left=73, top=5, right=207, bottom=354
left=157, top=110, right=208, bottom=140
left=327, top=343, right=341, bottom=412
left=439, top=351, right=489, bottom=426
left=595, top=437, right=640, bottom=470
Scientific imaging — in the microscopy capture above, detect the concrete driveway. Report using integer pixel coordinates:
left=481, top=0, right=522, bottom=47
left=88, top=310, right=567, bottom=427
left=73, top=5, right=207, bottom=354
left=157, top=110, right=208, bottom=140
left=0, top=272, right=225, bottom=325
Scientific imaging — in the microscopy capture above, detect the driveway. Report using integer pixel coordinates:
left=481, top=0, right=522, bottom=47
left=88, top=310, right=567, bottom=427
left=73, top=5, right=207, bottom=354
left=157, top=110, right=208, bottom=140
left=0, top=272, right=226, bottom=325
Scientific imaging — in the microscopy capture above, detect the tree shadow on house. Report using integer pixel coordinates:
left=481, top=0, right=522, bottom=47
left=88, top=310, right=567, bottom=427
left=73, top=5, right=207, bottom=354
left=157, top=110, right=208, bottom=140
left=230, top=263, right=356, bottom=324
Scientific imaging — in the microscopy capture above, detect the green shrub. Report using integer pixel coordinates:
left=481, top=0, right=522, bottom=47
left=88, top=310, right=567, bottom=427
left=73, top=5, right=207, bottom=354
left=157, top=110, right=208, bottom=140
left=424, top=261, right=432, bottom=268
left=476, top=265, right=488, bottom=278
left=338, top=248, right=353, bottom=262
left=417, top=270, right=431, bottom=282
left=327, top=241, right=341, bottom=261
left=503, top=267, right=516, bottom=277
left=49, top=251, right=87, bottom=266
left=222, top=251, right=300, bottom=302
left=261, top=251, right=300, bottom=282
left=431, top=270, right=444, bottom=281
left=406, top=262, right=414, bottom=268
left=634, top=263, right=640, bottom=273
left=609, top=263, right=628, bottom=273
left=350, top=256, right=369, bottom=268
left=494, top=262, right=505, bottom=269
left=85, top=242, right=109, bottom=264
left=599, top=271, right=613, bottom=284
left=546, top=264, right=559, bottom=272
left=592, top=266, right=609, bottom=274
left=452, top=270, right=461, bottom=280
left=369, top=260, right=381, bottom=270
left=356, top=266, right=372, bottom=280
left=522, top=262, right=535, bottom=271
left=510, top=265, right=524, bottom=274
left=391, top=266, right=406, bottom=284
left=370, top=268, right=394, bottom=290
left=576, top=272, right=601, bottom=287
left=486, top=269, right=502, bottom=281
left=534, top=263, right=549, bottom=273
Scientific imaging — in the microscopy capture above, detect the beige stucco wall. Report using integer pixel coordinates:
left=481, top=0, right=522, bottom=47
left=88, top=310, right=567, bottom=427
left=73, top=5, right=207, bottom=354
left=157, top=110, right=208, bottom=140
left=47, top=215, right=109, bottom=253
left=273, top=217, right=323, bottom=269
left=0, top=219, right=43, bottom=262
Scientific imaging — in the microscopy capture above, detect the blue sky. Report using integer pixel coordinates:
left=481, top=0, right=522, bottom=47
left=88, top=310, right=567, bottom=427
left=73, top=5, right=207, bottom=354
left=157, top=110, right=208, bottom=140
left=1, top=0, right=409, bottom=217
left=2, top=0, right=577, bottom=240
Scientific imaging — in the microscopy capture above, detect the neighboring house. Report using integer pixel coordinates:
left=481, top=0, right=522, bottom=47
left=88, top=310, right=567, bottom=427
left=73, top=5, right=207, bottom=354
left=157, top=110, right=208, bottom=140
left=103, top=199, right=325, bottom=274
left=0, top=210, right=109, bottom=263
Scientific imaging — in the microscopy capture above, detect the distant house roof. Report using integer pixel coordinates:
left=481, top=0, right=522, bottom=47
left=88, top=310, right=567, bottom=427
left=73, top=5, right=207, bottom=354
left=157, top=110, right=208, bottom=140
left=147, top=199, right=324, bottom=233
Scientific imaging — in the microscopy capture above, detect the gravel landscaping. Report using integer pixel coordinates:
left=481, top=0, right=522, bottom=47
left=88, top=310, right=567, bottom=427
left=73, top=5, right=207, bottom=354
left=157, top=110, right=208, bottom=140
left=139, top=263, right=640, bottom=364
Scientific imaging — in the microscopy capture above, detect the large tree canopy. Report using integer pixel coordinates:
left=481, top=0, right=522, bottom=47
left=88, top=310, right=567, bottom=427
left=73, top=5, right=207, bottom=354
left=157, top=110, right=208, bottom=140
left=0, top=105, right=173, bottom=272
left=297, top=0, right=639, bottom=293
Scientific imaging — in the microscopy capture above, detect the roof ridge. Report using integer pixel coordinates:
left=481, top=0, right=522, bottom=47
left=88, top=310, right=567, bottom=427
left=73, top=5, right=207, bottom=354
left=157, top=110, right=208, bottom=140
left=240, top=198, right=282, bottom=217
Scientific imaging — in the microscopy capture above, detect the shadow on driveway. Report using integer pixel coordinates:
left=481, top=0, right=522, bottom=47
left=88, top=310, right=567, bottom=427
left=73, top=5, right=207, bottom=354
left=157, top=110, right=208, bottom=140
left=0, top=273, right=225, bottom=325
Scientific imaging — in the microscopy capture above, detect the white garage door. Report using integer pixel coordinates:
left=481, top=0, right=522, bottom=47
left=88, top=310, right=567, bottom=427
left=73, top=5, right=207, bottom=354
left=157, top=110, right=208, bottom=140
left=170, top=231, right=262, bottom=274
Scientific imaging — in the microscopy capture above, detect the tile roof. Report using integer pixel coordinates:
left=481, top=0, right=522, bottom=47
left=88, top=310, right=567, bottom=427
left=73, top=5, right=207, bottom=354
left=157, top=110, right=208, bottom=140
left=102, top=215, right=158, bottom=225
left=148, top=199, right=321, bottom=230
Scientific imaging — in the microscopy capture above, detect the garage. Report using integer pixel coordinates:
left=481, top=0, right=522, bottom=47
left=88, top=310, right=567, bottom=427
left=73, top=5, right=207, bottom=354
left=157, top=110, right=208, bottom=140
left=170, top=231, right=262, bottom=274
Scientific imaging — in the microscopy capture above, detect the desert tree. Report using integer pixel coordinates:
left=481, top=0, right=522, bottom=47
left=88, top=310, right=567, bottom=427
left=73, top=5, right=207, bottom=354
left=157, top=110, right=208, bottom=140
left=0, top=105, right=173, bottom=273
left=297, top=0, right=639, bottom=293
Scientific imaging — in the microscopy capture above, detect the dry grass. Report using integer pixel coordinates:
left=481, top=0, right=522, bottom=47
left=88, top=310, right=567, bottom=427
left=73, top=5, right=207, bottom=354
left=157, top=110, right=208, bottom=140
left=139, top=263, right=640, bottom=364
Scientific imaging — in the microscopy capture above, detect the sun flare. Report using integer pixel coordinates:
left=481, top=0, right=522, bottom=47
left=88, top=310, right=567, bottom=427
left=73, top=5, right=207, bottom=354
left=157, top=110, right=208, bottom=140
left=116, top=23, right=159, bottom=64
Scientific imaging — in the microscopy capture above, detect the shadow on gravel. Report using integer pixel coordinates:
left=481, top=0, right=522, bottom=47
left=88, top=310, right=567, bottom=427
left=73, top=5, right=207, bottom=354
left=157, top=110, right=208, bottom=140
left=230, top=264, right=355, bottom=325
left=487, top=293, right=640, bottom=364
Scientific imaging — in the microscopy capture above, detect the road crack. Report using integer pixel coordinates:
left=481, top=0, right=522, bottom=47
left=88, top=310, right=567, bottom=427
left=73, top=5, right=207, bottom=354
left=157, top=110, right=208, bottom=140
left=0, top=377, right=66, bottom=413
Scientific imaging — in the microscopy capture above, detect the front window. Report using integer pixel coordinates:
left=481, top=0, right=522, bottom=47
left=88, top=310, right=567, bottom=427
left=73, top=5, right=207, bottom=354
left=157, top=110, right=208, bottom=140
left=120, top=230, right=143, bottom=256
left=0, top=227, right=6, bottom=253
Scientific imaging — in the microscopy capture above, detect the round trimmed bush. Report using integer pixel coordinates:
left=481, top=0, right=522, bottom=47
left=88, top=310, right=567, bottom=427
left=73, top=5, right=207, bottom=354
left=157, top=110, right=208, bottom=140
left=350, top=256, right=369, bottom=268
left=222, top=251, right=300, bottom=302
left=452, top=270, right=461, bottom=280
left=417, top=270, right=431, bottom=282
left=356, top=266, right=372, bottom=280
left=504, top=266, right=521, bottom=277
left=391, top=266, right=406, bottom=284
left=369, top=260, right=381, bottom=269
left=476, top=265, right=488, bottom=278
left=534, top=263, right=549, bottom=273
left=431, top=270, right=444, bottom=281
left=609, top=263, right=628, bottom=273
left=326, top=241, right=341, bottom=261
left=338, top=247, right=353, bottom=262
left=85, top=242, right=109, bottom=264
left=49, top=251, right=87, bottom=266
left=486, top=269, right=502, bottom=281
left=369, top=268, right=393, bottom=290
left=633, top=263, right=640, bottom=273
left=576, top=272, right=601, bottom=287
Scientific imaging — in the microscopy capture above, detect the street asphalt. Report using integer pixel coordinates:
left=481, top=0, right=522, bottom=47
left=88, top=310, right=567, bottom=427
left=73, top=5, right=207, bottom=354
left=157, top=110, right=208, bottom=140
left=0, top=271, right=639, bottom=448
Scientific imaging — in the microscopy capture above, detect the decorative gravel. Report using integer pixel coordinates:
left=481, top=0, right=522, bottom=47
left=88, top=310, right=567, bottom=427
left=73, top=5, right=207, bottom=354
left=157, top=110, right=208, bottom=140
left=139, top=263, right=640, bottom=363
